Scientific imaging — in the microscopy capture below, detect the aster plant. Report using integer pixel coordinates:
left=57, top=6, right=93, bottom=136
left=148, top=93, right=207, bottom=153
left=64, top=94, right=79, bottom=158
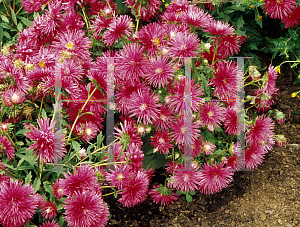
left=0, top=0, right=287, bottom=225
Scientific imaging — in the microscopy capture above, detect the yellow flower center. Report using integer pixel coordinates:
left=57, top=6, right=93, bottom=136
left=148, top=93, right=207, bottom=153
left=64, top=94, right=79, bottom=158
left=85, top=128, right=93, bottom=136
left=46, top=207, right=53, bottom=213
left=203, top=144, right=210, bottom=152
left=155, top=68, right=163, bottom=74
left=181, top=127, right=185, bottom=134
left=140, top=103, right=147, bottom=111
left=66, top=41, right=75, bottom=50
left=159, top=138, right=165, bottom=144
left=12, top=93, right=19, bottom=104
left=152, top=38, right=160, bottom=46
left=117, top=174, right=124, bottom=181
left=39, top=60, right=45, bottom=68
left=183, top=174, right=189, bottom=182
left=160, top=114, right=167, bottom=121
left=207, top=111, right=214, bottom=117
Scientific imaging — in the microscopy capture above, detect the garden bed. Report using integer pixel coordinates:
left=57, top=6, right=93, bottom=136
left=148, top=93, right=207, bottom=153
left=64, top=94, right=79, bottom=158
left=103, top=51, right=300, bottom=227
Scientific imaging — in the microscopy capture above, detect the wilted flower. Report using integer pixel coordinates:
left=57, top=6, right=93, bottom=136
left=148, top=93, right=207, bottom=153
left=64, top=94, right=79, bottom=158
left=149, top=184, right=179, bottom=206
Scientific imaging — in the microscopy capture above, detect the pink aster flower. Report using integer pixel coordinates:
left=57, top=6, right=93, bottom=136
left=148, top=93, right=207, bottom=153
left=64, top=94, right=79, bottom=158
left=263, top=65, right=279, bottom=96
left=181, top=5, right=213, bottom=28
left=245, top=143, right=266, bottom=169
left=41, top=200, right=57, bottom=219
left=198, top=162, right=234, bottom=195
left=114, top=118, right=143, bottom=150
left=90, top=13, right=113, bottom=40
left=199, top=102, right=226, bottom=129
left=64, top=190, right=109, bottom=227
left=168, top=32, right=200, bottom=61
left=21, top=0, right=47, bottom=13
left=282, top=6, right=300, bottom=28
left=74, top=121, right=100, bottom=143
left=150, top=129, right=174, bottom=155
left=153, top=104, right=174, bottom=131
left=168, top=79, right=204, bottom=114
left=145, top=56, right=175, bottom=88
left=210, top=60, right=243, bottom=100
left=275, top=135, right=287, bottom=148
left=165, top=160, right=185, bottom=174
left=190, top=137, right=203, bottom=158
left=103, top=15, right=133, bottom=46
left=40, top=220, right=60, bottom=227
left=58, top=9, right=85, bottom=32
left=52, top=178, right=64, bottom=199
left=0, top=135, right=15, bottom=160
left=129, top=87, right=162, bottom=125
left=125, top=0, right=161, bottom=22
left=62, top=165, right=100, bottom=196
left=263, top=0, right=296, bottom=19
left=2, top=88, right=26, bottom=107
left=215, top=34, right=241, bottom=57
left=224, top=107, right=238, bottom=135
left=246, top=115, right=274, bottom=146
left=167, top=166, right=202, bottom=193
left=137, top=22, right=166, bottom=55
left=149, top=184, right=179, bottom=206
left=106, top=165, right=131, bottom=190
left=161, top=0, right=189, bottom=23
left=119, top=170, right=149, bottom=207
left=115, top=43, right=147, bottom=81
left=0, top=179, right=38, bottom=227
left=51, top=29, right=92, bottom=61
left=201, top=141, right=216, bottom=155
left=203, top=20, right=235, bottom=36
left=253, top=89, right=274, bottom=113
left=170, top=113, right=201, bottom=147
left=124, top=143, right=144, bottom=172
left=24, top=117, right=67, bottom=163
left=274, top=110, right=286, bottom=124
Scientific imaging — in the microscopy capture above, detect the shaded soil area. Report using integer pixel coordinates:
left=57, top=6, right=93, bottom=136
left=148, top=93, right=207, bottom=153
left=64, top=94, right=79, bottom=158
left=103, top=52, right=300, bottom=227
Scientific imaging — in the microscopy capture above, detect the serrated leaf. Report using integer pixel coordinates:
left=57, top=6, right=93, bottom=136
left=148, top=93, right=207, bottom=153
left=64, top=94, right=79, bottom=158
left=71, top=140, right=81, bottom=152
left=186, top=193, right=193, bottom=202
left=18, top=16, right=32, bottom=27
left=9, top=5, right=17, bottom=25
left=0, top=14, right=9, bottom=23
left=32, top=177, right=41, bottom=193
left=25, top=172, right=32, bottom=184
left=237, top=15, right=244, bottom=30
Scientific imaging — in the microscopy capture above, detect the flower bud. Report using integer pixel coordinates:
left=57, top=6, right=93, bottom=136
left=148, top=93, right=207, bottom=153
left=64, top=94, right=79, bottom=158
left=274, top=110, right=286, bottom=124
left=0, top=123, right=8, bottom=133
left=79, top=148, right=87, bottom=159
left=275, top=135, right=287, bottom=148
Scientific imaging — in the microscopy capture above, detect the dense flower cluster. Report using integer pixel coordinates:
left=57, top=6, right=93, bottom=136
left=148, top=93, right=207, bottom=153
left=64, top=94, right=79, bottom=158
left=0, top=0, right=283, bottom=225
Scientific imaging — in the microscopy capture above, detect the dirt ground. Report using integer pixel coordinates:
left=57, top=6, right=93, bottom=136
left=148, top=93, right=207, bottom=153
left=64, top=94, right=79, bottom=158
left=103, top=52, right=300, bottom=227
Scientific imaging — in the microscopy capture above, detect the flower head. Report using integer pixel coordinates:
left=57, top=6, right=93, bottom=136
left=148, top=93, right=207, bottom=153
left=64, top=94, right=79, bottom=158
left=2, top=88, right=25, bottom=107
left=24, top=117, right=67, bottom=163
left=149, top=184, right=179, bottom=206
left=118, top=170, right=149, bottom=207
left=106, top=165, right=131, bottom=190
left=40, top=220, right=60, bottom=227
left=245, top=143, right=266, bottom=169
left=203, top=20, right=235, bottom=36
left=201, top=141, right=216, bottom=155
left=263, top=0, right=296, bottom=19
left=150, top=129, right=174, bottom=155
left=41, top=200, right=57, bottom=219
left=282, top=6, right=300, bottom=28
left=0, top=179, right=38, bottom=227
left=199, top=102, right=226, bottom=129
left=64, top=190, right=109, bottom=227
left=0, top=135, right=15, bottom=160
left=198, top=162, right=234, bottom=195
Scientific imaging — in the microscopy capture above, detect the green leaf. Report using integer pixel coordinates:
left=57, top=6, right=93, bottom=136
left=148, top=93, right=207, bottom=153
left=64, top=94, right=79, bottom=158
left=18, top=16, right=32, bottom=27
left=86, top=143, right=95, bottom=162
left=41, top=109, right=47, bottom=119
left=200, top=74, right=208, bottom=97
left=234, top=29, right=247, bottom=37
left=189, top=191, right=195, bottom=196
left=237, top=15, right=244, bottom=30
left=97, top=131, right=104, bottom=148
left=43, top=181, right=53, bottom=194
left=16, top=141, right=24, bottom=146
left=186, top=193, right=193, bottom=202
left=17, top=22, right=23, bottom=31
left=71, top=140, right=81, bottom=152
left=0, top=14, right=9, bottom=23
left=33, top=12, right=39, bottom=18
left=176, top=190, right=183, bottom=195
left=3, top=31, right=11, bottom=38
left=25, top=171, right=32, bottom=184
left=9, top=5, right=17, bottom=25
left=0, top=23, right=11, bottom=29
left=32, top=177, right=41, bottom=193
left=16, top=129, right=30, bottom=136
left=59, top=215, right=64, bottom=226
left=78, top=111, right=95, bottom=118
left=201, top=129, right=217, bottom=144
left=115, top=0, right=127, bottom=13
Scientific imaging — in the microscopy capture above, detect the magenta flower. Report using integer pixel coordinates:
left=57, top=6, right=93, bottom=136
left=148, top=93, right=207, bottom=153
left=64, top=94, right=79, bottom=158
left=282, top=6, right=300, bottom=28
left=149, top=185, right=179, bottom=206
left=137, top=22, right=166, bottom=55
left=74, top=121, right=100, bottom=142
left=90, top=13, right=113, bottom=40
left=201, top=141, right=216, bottom=155
left=24, top=117, right=67, bottom=163
left=129, top=87, right=162, bottom=125
left=203, top=20, right=235, bottom=36
left=246, top=115, right=274, bottom=146
left=165, top=160, right=185, bottom=175
left=145, top=56, right=175, bottom=88
left=0, top=135, right=15, bottom=160
left=64, top=190, right=109, bottom=227
left=198, top=162, right=234, bottom=195
left=263, top=65, right=279, bottom=96
left=167, top=167, right=202, bottom=193
left=263, top=0, right=296, bottom=19
left=62, top=165, right=100, bottom=196
left=245, top=143, right=266, bottom=169
left=103, top=15, right=133, bottom=46
left=153, top=104, right=174, bottom=131
left=115, top=43, right=147, bottom=81
left=2, top=88, right=26, bottom=107
left=40, top=220, right=60, bottom=227
left=119, top=170, right=149, bottom=207
left=51, top=178, right=64, bottom=199
left=125, top=0, right=161, bottom=22
left=224, top=107, right=238, bottom=135
left=168, top=32, right=200, bottom=61
left=41, top=200, right=57, bottom=219
left=210, top=60, right=243, bottom=100
left=0, top=179, right=38, bottom=227
left=199, top=102, right=226, bottom=129
left=215, top=35, right=241, bottom=57
left=125, top=143, right=144, bottom=172
left=106, top=165, right=131, bottom=190
left=150, top=129, right=174, bottom=155
left=182, top=5, right=213, bottom=28
left=170, top=113, right=201, bottom=147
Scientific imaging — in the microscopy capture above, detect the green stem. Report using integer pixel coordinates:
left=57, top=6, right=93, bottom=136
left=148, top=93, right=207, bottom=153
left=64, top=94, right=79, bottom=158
left=13, top=104, right=16, bottom=144
left=38, top=97, right=43, bottom=120
left=0, top=165, right=18, bottom=179
left=67, top=87, right=97, bottom=143
left=135, top=2, right=142, bottom=32
left=15, top=6, right=23, bottom=16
